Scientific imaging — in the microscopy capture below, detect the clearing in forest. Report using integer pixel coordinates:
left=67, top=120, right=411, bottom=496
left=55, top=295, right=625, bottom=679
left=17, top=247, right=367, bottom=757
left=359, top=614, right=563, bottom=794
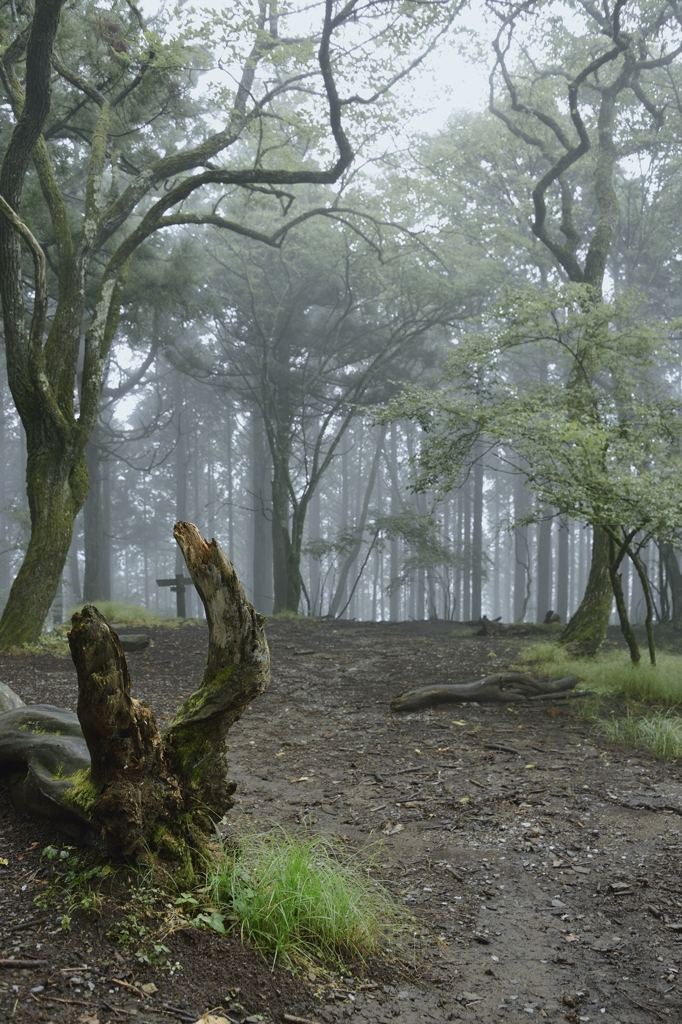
left=0, top=617, right=680, bottom=1024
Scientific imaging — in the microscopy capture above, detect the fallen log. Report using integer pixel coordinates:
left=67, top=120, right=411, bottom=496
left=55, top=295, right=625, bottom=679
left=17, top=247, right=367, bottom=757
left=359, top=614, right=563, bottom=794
left=0, top=522, right=269, bottom=863
left=391, top=672, right=580, bottom=712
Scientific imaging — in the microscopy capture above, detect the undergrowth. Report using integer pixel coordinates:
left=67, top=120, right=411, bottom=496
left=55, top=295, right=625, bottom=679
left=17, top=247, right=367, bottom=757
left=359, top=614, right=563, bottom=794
left=210, top=828, right=407, bottom=969
left=35, top=828, right=406, bottom=974
left=520, top=642, right=682, bottom=761
left=66, top=601, right=182, bottom=627
left=10, top=601, right=201, bottom=656
left=519, top=642, right=682, bottom=704
left=577, top=695, right=682, bottom=761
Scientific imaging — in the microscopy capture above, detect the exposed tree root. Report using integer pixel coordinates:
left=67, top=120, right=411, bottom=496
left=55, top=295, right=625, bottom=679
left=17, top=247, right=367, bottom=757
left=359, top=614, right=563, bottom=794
left=391, top=672, right=580, bottom=712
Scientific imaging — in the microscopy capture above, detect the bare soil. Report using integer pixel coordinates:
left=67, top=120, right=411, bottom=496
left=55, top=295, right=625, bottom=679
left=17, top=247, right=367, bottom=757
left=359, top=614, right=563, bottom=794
left=1, top=617, right=681, bottom=1024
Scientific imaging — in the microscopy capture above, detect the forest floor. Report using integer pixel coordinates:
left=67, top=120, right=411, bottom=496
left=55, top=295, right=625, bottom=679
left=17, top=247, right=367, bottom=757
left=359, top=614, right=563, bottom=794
left=1, top=616, right=681, bottom=1024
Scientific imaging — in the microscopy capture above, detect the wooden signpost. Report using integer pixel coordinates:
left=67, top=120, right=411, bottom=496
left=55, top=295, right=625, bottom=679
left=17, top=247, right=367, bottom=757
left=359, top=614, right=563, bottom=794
left=156, top=573, right=195, bottom=618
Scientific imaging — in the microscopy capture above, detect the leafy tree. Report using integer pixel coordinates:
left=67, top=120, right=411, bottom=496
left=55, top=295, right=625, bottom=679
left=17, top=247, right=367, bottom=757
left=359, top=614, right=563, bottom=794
left=388, top=284, right=682, bottom=661
left=479, top=0, right=682, bottom=652
left=0, top=0, right=456, bottom=646
left=174, top=209, right=459, bottom=614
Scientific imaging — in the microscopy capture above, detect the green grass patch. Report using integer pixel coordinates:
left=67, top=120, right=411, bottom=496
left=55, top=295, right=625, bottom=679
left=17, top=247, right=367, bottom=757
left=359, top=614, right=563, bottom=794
left=577, top=696, right=682, bottom=761
left=518, top=641, right=682, bottom=705
left=67, top=601, right=205, bottom=628
left=519, top=641, right=682, bottom=761
left=600, top=708, right=682, bottom=760
left=8, top=628, right=72, bottom=658
left=209, top=828, right=406, bottom=968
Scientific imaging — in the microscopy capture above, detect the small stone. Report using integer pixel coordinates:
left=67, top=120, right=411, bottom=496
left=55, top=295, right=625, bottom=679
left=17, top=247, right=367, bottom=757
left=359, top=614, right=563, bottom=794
left=140, top=983, right=158, bottom=996
left=30, top=985, right=44, bottom=994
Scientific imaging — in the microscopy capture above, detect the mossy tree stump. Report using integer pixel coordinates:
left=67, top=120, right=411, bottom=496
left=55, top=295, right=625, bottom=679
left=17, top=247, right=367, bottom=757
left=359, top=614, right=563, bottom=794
left=0, top=523, right=270, bottom=863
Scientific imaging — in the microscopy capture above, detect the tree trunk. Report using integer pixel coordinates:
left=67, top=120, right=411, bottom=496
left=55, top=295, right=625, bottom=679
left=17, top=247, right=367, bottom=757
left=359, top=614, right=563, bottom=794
left=536, top=511, right=552, bottom=622
left=0, top=522, right=269, bottom=865
left=251, top=406, right=273, bottom=615
left=271, top=463, right=290, bottom=614
left=174, top=378, right=191, bottom=617
left=559, top=525, right=613, bottom=656
left=0, top=431, right=87, bottom=647
left=556, top=517, right=569, bottom=624
left=513, top=471, right=530, bottom=622
left=83, top=429, right=109, bottom=602
left=628, top=544, right=656, bottom=666
left=328, top=428, right=385, bottom=619
left=607, top=531, right=640, bottom=666
left=389, top=425, right=401, bottom=621
left=660, top=542, right=682, bottom=629
left=462, top=478, right=471, bottom=620
left=472, top=460, right=483, bottom=619
left=308, top=488, right=321, bottom=615
left=68, top=522, right=82, bottom=607
left=0, top=377, right=10, bottom=604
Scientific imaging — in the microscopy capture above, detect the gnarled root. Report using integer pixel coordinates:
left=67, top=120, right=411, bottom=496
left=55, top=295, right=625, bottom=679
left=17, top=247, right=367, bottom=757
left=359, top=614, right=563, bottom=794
left=391, top=672, right=580, bottom=712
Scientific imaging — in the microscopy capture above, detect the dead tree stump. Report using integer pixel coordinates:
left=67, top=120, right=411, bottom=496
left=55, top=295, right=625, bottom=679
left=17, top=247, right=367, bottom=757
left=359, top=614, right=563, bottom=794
left=0, top=523, right=270, bottom=864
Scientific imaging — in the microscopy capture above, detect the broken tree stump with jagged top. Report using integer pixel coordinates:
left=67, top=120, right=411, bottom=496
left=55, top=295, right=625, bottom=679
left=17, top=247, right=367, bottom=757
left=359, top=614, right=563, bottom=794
left=0, top=523, right=270, bottom=863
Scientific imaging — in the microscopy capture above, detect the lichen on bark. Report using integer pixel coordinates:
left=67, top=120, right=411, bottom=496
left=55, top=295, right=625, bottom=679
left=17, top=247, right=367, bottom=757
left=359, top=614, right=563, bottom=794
left=0, top=523, right=270, bottom=868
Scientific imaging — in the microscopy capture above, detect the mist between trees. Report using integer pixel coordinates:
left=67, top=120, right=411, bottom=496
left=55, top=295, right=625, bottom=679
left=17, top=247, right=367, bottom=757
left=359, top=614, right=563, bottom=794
left=0, top=360, right=670, bottom=629
left=3, top=0, right=682, bottom=644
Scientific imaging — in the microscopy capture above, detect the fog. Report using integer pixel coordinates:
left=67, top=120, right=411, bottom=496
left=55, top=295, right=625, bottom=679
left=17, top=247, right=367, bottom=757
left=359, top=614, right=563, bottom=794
left=1, top=0, right=679, bottom=633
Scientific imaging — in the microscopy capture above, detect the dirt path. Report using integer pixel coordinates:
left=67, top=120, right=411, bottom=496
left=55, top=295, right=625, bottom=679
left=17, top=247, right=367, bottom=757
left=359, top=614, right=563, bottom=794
left=1, top=618, right=681, bottom=1024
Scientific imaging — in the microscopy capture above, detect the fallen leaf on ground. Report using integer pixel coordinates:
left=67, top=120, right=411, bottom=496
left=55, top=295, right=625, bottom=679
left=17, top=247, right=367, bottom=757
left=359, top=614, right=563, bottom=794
left=591, top=935, right=622, bottom=951
left=287, top=777, right=309, bottom=783
left=564, top=933, right=579, bottom=942
left=382, top=822, right=404, bottom=835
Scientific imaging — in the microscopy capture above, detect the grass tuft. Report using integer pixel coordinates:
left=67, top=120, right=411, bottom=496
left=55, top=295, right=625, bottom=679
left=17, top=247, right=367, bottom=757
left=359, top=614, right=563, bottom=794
left=518, top=642, right=682, bottom=705
left=599, top=709, right=682, bottom=760
left=520, top=641, right=682, bottom=761
left=209, top=828, right=405, bottom=968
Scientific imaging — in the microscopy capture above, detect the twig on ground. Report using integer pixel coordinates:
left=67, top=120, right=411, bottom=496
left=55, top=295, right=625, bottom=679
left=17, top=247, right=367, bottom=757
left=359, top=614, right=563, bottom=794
left=0, top=959, right=48, bottom=968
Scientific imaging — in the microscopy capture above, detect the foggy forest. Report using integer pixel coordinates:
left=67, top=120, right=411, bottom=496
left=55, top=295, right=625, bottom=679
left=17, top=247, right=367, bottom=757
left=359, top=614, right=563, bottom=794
left=3, top=2, right=682, bottom=1023
left=3, top=0, right=680, bottom=643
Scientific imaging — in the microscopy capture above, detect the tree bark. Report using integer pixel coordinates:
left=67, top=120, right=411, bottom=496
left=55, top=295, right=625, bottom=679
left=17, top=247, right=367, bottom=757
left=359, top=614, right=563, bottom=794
left=607, top=530, right=640, bottom=665
left=659, top=542, right=682, bottom=629
left=556, top=517, right=570, bottom=624
left=536, top=511, right=552, bottom=622
left=559, top=525, right=613, bottom=656
left=472, top=460, right=483, bottom=619
left=164, top=522, right=270, bottom=820
left=391, top=673, right=580, bottom=712
left=513, top=470, right=530, bottom=622
left=251, top=406, right=273, bottom=614
left=83, top=428, right=110, bottom=602
left=0, top=434, right=88, bottom=646
left=329, top=428, right=385, bottom=619
left=0, top=523, right=270, bottom=864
